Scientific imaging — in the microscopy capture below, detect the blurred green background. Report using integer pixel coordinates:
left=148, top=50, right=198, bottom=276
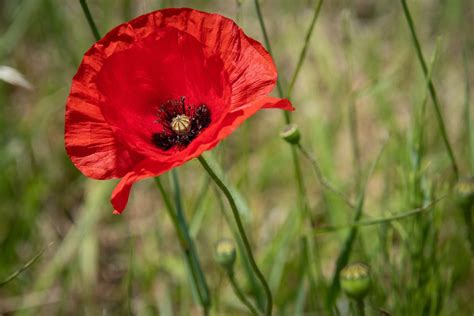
left=0, top=0, right=473, bottom=315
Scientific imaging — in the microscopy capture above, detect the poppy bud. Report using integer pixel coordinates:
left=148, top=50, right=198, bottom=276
left=455, top=177, right=474, bottom=207
left=214, top=239, right=236, bottom=271
left=280, top=124, right=301, bottom=145
left=340, top=262, right=371, bottom=300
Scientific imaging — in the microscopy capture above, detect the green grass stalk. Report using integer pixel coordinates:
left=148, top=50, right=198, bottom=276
left=463, top=49, right=473, bottom=174
left=79, top=0, right=100, bottom=41
left=400, top=0, right=459, bottom=179
left=0, top=243, right=52, bottom=288
left=286, top=0, right=324, bottom=99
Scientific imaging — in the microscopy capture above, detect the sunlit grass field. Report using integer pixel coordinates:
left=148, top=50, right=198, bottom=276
left=1, top=0, right=473, bottom=315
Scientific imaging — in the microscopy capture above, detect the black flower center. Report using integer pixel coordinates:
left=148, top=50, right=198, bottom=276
left=152, top=96, right=211, bottom=151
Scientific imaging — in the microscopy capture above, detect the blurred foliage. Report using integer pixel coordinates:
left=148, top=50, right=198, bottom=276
left=0, top=0, right=473, bottom=315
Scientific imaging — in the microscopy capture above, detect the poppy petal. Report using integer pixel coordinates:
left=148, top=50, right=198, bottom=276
left=65, top=46, right=142, bottom=179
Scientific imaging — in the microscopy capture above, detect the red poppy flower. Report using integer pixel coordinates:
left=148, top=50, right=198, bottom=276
left=65, top=8, right=293, bottom=214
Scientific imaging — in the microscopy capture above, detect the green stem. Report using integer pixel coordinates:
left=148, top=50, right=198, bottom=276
left=400, top=0, right=459, bottom=179
left=297, top=143, right=354, bottom=208
left=291, top=146, right=315, bottom=227
left=0, top=243, right=53, bottom=287
left=463, top=49, right=473, bottom=174
left=170, top=171, right=211, bottom=311
left=341, top=14, right=362, bottom=192
left=315, top=196, right=444, bottom=234
left=287, top=0, right=324, bottom=99
left=155, top=177, right=211, bottom=315
left=79, top=0, right=100, bottom=41
left=253, top=0, right=286, bottom=122
left=228, top=271, right=260, bottom=316
left=356, top=299, right=366, bottom=316
left=198, top=155, right=273, bottom=316
left=463, top=204, right=474, bottom=254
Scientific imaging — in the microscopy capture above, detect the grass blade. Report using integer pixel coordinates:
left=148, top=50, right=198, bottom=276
left=0, top=243, right=53, bottom=288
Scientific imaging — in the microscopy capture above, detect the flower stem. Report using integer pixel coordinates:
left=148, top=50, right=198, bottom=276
left=400, top=0, right=459, bottom=179
left=356, top=299, right=366, bottom=316
left=297, top=143, right=354, bottom=208
left=198, top=155, right=273, bottom=316
left=79, top=0, right=100, bottom=41
left=227, top=270, right=260, bottom=316
left=155, top=177, right=211, bottom=315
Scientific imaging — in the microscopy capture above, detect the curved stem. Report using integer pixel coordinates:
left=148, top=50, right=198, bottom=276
left=198, top=155, right=273, bottom=316
left=297, top=143, right=354, bottom=208
left=79, top=0, right=100, bottom=41
left=228, top=271, right=260, bottom=315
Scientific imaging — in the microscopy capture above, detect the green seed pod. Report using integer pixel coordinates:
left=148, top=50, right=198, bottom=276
left=280, top=124, right=301, bottom=145
left=455, top=177, right=474, bottom=207
left=340, top=262, right=371, bottom=300
left=214, top=239, right=236, bottom=271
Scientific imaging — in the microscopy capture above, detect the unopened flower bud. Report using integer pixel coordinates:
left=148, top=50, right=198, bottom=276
left=280, top=124, right=300, bottom=145
left=340, top=262, right=371, bottom=300
left=214, top=239, right=236, bottom=271
left=455, top=177, right=474, bottom=206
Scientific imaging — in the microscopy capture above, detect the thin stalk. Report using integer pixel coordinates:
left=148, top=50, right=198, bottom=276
left=198, top=155, right=273, bottom=316
left=170, top=171, right=212, bottom=314
left=414, top=38, right=441, bottom=184
left=253, top=0, right=285, bottom=107
left=356, top=299, right=365, bottom=316
left=400, top=0, right=459, bottom=179
left=342, top=12, right=362, bottom=191
left=155, top=177, right=211, bottom=315
left=228, top=271, right=260, bottom=316
left=462, top=203, right=474, bottom=254
left=79, top=0, right=100, bottom=41
left=349, top=101, right=362, bottom=191
left=315, top=196, right=444, bottom=234
left=287, top=0, right=324, bottom=99
left=0, top=242, right=53, bottom=287
left=463, top=49, right=473, bottom=174
left=290, top=145, right=323, bottom=303
left=297, top=143, right=354, bottom=208
left=291, top=146, right=316, bottom=227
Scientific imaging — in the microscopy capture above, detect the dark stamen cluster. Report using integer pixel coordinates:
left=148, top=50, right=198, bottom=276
left=152, top=96, right=211, bottom=150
